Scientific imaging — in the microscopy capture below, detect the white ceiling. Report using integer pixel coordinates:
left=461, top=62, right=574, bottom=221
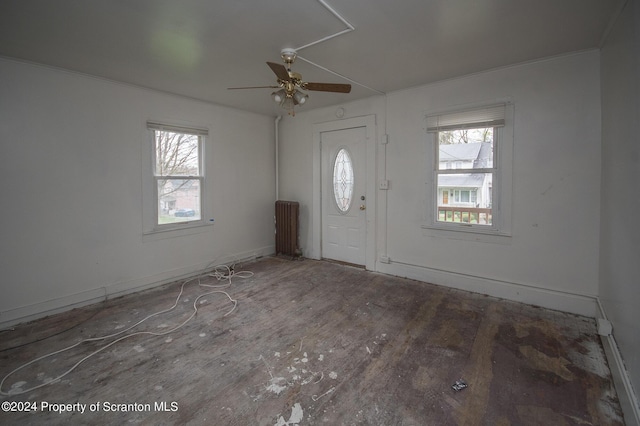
left=0, top=0, right=623, bottom=116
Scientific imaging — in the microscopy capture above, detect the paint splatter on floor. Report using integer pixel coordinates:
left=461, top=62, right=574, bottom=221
left=266, top=377, right=288, bottom=395
left=274, top=403, right=303, bottom=426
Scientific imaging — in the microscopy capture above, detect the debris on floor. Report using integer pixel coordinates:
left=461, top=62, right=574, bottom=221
left=452, top=379, right=468, bottom=392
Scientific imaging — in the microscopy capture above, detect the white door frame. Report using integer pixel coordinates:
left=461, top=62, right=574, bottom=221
left=312, top=115, right=377, bottom=270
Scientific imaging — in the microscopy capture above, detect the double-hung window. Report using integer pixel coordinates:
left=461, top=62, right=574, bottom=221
left=148, top=122, right=206, bottom=229
left=426, top=103, right=512, bottom=235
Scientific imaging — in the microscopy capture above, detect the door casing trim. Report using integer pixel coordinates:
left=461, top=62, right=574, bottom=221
left=312, top=115, right=377, bottom=270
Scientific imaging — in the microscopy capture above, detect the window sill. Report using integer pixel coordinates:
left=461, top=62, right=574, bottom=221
left=420, top=223, right=512, bottom=245
left=143, top=220, right=214, bottom=242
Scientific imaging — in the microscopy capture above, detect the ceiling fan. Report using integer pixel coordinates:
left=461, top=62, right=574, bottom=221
left=228, top=48, right=351, bottom=116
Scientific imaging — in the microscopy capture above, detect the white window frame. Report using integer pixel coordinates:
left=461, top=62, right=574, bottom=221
left=145, top=121, right=208, bottom=234
left=423, top=102, right=513, bottom=237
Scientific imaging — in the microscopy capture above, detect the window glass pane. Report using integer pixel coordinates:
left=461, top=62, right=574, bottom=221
left=438, top=127, right=493, bottom=170
left=333, top=148, right=354, bottom=213
left=155, top=131, right=200, bottom=176
left=436, top=173, right=492, bottom=225
left=158, top=178, right=201, bottom=224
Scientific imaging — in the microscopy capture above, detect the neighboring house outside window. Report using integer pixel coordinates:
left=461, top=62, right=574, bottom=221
left=438, top=141, right=492, bottom=211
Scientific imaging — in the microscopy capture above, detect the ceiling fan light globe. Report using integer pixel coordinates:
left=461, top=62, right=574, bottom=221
left=271, top=89, right=285, bottom=104
left=293, top=91, right=308, bottom=105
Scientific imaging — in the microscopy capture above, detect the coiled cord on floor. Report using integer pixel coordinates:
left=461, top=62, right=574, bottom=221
left=0, top=261, right=253, bottom=397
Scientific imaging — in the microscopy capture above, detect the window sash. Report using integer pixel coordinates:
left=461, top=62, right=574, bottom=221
left=156, top=177, right=203, bottom=224
left=153, top=137, right=203, bottom=178
left=149, top=125, right=205, bottom=228
left=435, top=172, right=495, bottom=226
left=434, top=125, right=499, bottom=229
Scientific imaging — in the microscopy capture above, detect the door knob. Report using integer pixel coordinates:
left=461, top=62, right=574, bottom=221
left=360, top=205, right=366, bottom=210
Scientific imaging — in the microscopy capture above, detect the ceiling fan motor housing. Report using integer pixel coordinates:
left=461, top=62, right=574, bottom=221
left=281, top=48, right=298, bottom=66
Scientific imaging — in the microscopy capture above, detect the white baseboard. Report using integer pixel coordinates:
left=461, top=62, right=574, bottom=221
left=0, top=245, right=274, bottom=329
left=376, top=260, right=597, bottom=317
left=596, top=300, right=640, bottom=426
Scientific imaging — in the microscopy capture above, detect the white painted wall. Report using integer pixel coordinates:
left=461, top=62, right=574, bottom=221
left=279, top=51, right=602, bottom=315
left=600, top=0, right=640, bottom=409
left=0, top=58, right=275, bottom=325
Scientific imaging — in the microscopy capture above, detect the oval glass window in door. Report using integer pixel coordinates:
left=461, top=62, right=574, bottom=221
left=333, top=148, right=354, bottom=213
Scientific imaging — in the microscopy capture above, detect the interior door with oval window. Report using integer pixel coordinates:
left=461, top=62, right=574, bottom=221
left=321, top=126, right=367, bottom=266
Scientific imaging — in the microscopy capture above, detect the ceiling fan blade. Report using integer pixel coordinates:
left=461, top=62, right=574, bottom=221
left=267, top=62, right=291, bottom=81
left=303, top=82, right=352, bottom=93
left=227, top=85, right=280, bottom=90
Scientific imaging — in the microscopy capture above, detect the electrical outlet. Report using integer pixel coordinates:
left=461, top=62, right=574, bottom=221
left=597, top=318, right=612, bottom=336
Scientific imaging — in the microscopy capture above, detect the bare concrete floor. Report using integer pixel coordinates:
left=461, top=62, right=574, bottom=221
left=0, top=257, right=624, bottom=425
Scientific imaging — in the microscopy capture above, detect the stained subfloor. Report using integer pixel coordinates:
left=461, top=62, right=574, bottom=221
left=0, top=257, right=624, bottom=425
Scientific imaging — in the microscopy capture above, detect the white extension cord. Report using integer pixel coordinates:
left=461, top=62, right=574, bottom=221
left=0, top=262, right=253, bottom=397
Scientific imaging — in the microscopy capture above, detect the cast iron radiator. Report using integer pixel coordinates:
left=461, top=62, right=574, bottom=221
left=275, top=200, right=299, bottom=256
